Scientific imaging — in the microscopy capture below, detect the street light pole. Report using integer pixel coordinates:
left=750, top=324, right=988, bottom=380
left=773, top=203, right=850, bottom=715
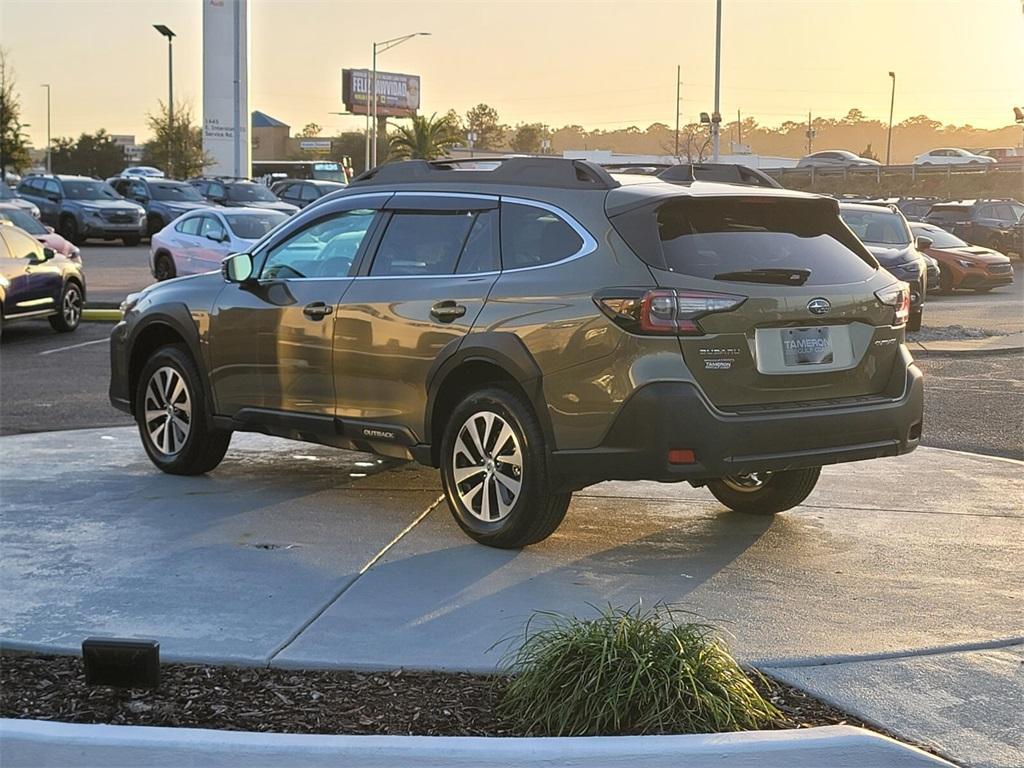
left=369, top=31, right=430, bottom=169
left=886, top=71, right=895, bottom=167
left=41, top=84, right=51, bottom=173
left=153, top=25, right=176, bottom=177
left=674, top=65, right=681, bottom=160
left=711, top=0, right=722, bottom=161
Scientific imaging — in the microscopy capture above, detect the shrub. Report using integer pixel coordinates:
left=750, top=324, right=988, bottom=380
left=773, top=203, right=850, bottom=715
left=497, top=605, right=780, bottom=736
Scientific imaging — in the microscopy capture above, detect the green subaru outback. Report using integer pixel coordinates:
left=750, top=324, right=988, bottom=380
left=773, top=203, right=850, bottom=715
left=110, top=158, right=923, bottom=548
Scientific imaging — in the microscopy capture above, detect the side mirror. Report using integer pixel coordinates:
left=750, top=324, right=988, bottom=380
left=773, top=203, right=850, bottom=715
left=47, top=193, right=61, bottom=203
left=222, top=252, right=253, bottom=283
left=45, top=225, right=55, bottom=234
left=43, top=247, right=56, bottom=261
left=915, top=236, right=933, bottom=251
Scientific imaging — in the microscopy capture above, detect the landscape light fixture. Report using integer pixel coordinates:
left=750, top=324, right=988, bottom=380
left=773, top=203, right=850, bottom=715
left=82, top=637, right=160, bottom=689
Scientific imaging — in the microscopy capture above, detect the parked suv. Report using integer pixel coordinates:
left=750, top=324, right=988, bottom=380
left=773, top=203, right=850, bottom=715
left=839, top=202, right=929, bottom=331
left=108, top=176, right=213, bottom=236
left=189, top=177, right=299, bottom=215
left=924, top=199, right=1024, bottom=256
left=16, top=175, right=146, bottom=245
left=109, top=158, right=923, bottom=548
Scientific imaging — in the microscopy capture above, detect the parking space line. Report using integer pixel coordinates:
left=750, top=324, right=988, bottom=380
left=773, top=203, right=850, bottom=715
left=38, top=339, right=107, bottom=356
left=265, top=494, right=445, bottom=664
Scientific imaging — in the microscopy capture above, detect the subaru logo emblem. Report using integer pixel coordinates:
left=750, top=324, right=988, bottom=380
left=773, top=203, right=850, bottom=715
left=807, top=298, right=831, bottom=315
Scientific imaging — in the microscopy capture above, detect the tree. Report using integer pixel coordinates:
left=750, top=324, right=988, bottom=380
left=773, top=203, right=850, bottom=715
left=388, top=113, right=460, bottom=160
left=509, top=123, right=548, bottom=154
left=465, top=103, right=504, bottom=150
left=142, top=102, right=211, bottom=179
left=859, top=143, right=879, bottom=161
left=298, top=122, right=322, bottom=138
left=50, top=129, right=126, bottom=178
left=330, top=131, right=367, bottom=175
left=0, top=49, right=31, bottom=180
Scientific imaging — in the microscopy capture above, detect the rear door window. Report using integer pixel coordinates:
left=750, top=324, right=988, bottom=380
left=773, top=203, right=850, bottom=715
left=370, top=211, right=475, bottom=277
left=175, top=215, right=202, bottom=235
left=612, top=196, right=877, bottom=286
left=500, top=202, right=584, bottom=270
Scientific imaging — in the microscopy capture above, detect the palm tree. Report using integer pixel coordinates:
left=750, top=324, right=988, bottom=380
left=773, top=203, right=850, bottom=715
left=388, top=113, right=460, bottom=160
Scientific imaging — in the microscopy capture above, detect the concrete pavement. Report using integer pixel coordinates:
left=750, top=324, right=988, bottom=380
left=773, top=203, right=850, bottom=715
left=1, top=427, right=1021, bottom=766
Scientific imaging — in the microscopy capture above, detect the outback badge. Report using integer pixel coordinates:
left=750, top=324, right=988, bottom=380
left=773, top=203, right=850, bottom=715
left=807, top=298, right=831, bottom=316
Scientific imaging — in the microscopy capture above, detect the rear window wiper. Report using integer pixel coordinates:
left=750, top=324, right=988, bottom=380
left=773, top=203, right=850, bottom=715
left=713, top=268, right=811, bottom=286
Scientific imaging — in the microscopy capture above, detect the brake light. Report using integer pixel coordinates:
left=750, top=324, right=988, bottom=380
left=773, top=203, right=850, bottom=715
left=875, top=282, right=910, bottom=325
left=595, top=288, right=746, bottom=336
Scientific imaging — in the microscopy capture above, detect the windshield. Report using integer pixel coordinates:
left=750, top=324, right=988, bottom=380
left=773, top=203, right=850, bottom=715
left=613, top=197, right=877, bottom=286
left=150, top=182, right=204, bottom=202
left=0, top=208, right=47, bottom=235
left=64, top=181, right=121, bottom=200
left=840, top=208, right=911, bottom=246
left=225, top=211, right=288, bottom=239
left=911, top=225, right=967, bottom=249
left=227, top=183, right=278, bottom=203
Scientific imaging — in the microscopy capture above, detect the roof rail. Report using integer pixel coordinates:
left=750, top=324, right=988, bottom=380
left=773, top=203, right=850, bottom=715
left=349, top=157, right=620, bottom=190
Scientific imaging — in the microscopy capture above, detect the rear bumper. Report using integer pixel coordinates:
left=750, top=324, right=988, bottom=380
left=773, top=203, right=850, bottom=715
left=549, top=360, right=923, bottom=489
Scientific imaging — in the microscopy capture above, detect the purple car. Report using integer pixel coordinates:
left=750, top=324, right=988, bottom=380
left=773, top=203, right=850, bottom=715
left=149, top=207, right=288, bottom=281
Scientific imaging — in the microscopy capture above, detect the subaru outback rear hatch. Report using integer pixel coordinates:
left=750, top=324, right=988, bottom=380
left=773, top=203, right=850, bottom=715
left=607, top=187, right=909, bottom=408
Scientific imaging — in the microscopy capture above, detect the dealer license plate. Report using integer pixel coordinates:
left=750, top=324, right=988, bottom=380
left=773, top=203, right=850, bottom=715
left=782, top=327, right=833, bottom=366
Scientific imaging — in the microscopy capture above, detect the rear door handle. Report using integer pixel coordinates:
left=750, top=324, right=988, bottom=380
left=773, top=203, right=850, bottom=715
left=430, top=300, right=467, bottom=322
left=303, top=301, right=334, bottom=320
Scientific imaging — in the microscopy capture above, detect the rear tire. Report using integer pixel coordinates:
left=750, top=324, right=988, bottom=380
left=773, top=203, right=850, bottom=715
left=440, top=386, right=570, bottom=548
left=707, top=467, right=821, bottom=516
left=135, top=344, right=232, bottom=476
left=938, top=265, right=954, bottom=293
left=907, top=307, right=923, bottom=332
left=48, top=281, right=82, bottom=333
left=59, top=216, right=81, bottom=245
left=154, top=252, right=176, bottom=281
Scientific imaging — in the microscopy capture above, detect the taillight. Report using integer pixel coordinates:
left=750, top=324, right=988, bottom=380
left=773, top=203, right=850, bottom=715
left=595, top=288, right=746, bottom=336
left=875, top=281, right=910, bottom=325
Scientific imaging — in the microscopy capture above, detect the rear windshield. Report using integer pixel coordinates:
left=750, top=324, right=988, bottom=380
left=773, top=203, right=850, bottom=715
left=227, top=183, right=278, bottom=203
left=150, top=182, right=204, bottom=202
left=926, top=207, right=968, bottom=223
left=839, top=208, right=911, bottom=246
left=612, top=196, right=877, bottom=286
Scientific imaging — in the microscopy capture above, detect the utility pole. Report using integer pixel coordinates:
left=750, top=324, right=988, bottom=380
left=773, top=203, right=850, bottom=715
left=736, top=108, right=741, bottom=146
left=806, top=111, right=816, bottom=155
left=711, top=0, right=722, bottom=161
left=886, top=71, right=896, bottom=167
left=370, top=32, right=429, bottom=169
left=41, top=84, right=51, bottom=173
left=674, top=65, right=681, bottom=160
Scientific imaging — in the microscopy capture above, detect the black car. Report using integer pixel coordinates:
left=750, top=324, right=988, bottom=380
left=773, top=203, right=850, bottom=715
left=16, top=175, right=147, bottom=246
left=108, top=177, right=213, bottom=235
left=924, top=198, right=1024, bottom=256
left=271, top=179, right=347, bottom=209
left=0, top=223, right=85, bottom=334
left=188, top=178, right=299, bottom=215
left=893, top=197, right=941, bottom=223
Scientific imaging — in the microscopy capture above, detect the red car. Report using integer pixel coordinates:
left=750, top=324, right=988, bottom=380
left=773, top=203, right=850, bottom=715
left=911, top=222, right=1014, bottom=293
left=0, top=204, right=81, bottom=262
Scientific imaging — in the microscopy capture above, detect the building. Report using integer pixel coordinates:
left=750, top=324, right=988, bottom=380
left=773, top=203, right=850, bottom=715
left=251, top=111, right=290, bottom=161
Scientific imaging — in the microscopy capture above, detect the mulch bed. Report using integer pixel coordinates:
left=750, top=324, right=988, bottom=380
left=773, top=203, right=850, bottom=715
left=2, top=652, right=869, bottom=737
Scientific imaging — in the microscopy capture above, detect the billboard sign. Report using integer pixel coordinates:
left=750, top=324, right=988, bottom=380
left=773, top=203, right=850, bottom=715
left=342, top=69, right=420, bottom=118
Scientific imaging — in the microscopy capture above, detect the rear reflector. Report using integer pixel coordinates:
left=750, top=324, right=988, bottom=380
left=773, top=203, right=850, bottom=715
left=668, top=449, right=696, bottom=465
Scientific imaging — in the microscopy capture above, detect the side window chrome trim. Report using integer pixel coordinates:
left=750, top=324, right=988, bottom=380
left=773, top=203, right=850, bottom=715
left=498, top=196, right=598, bottom=273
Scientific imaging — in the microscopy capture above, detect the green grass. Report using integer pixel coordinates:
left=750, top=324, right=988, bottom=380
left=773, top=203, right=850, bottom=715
left=497, top=605, right=780, bottom=736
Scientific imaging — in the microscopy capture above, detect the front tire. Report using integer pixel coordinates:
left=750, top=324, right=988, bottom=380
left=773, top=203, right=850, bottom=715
left=707, top=467, right=821, bottom=516
left=135, top=344, right=232, bottom=475
left=440, top=386, right=570, bottom=548
left=48, top=281, right=82, bottom=333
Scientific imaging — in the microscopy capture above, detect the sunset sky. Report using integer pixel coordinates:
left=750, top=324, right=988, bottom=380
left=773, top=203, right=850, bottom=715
left=2, top=0, right=1023, bottom=149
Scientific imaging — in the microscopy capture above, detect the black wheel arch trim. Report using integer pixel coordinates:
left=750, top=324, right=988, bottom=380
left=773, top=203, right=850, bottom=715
left=126, top=304, right=214, bottom=423
left=422, top=331, right=554, bottom=465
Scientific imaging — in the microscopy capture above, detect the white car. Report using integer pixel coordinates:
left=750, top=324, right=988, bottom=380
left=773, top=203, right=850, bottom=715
left=796, top=150, right=881, bottom=169
left=149, top=207, right=288, bottom=281
left=121, top=166, right=165, bottom=178
left=912, top=148, right=997, bottom=166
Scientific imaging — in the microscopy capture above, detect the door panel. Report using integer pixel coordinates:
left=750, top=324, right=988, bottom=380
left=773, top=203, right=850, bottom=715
left=208, top=201, right=385, bottom=417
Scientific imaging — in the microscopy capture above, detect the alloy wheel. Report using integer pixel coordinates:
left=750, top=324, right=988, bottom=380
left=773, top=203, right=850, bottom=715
left=451, top=410, right=523, bottom=522
left=143, top=366, right=192, bottom=456
left=62, top=285, right=82, bottom=326
left=721, top=471, right=773, bottom=493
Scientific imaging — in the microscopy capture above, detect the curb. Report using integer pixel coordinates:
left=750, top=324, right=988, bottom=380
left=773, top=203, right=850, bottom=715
left=0, top=720, right=955, bottom=768
left=909, top=339, right=1024, bottom=358
left=81, top=309, right=122, bottom=322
